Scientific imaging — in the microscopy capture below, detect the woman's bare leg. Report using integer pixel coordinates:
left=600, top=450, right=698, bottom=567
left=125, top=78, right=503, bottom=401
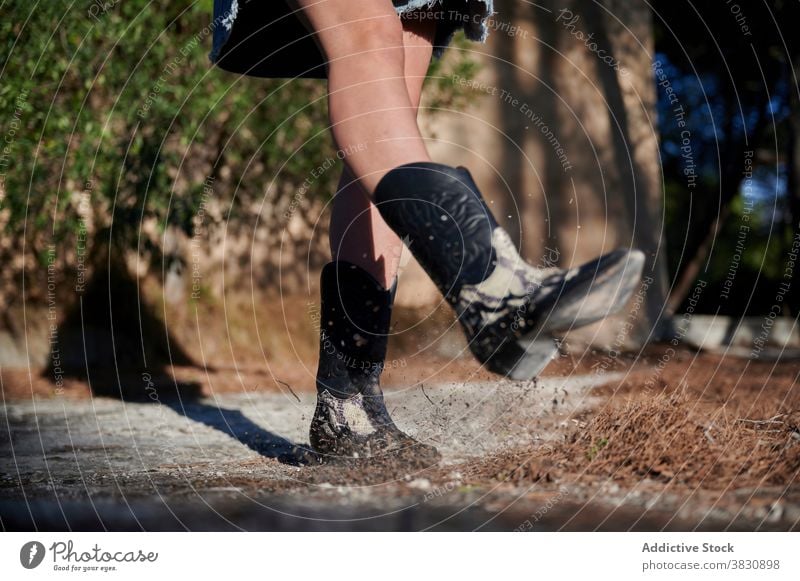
left=329, top=15, right=436, bottom=288
left=299, top=1, right=647, bottom=387
left=295, top=0, right=432, bottom=196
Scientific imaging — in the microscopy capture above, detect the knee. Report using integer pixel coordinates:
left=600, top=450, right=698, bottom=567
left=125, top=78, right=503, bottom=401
left=324, top=15, right=405, bottom=69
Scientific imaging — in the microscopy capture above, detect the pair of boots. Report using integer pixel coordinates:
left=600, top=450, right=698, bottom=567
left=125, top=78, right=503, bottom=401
left=310, top=162, right=644, bottom=458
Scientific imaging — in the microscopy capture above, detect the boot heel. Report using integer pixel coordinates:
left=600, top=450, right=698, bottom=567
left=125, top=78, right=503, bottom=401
left=484, top=335, right=559, bottom=380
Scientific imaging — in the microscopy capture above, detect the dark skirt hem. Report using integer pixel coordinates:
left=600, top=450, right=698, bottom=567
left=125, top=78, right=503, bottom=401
left=209, top=0, right=494, bottom=80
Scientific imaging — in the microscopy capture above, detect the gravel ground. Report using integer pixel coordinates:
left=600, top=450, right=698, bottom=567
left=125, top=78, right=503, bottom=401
left=1, top=374, right=608, bottom=530
left=2, top=368, right=798, bottom=531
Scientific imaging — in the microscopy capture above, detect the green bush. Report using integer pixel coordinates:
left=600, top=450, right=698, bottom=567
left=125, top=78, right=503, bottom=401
left=0, top=1, right=477, bottom=302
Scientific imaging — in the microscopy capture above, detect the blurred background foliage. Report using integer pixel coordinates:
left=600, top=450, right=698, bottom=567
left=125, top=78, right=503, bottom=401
left=0, top=0, right=477, bottom=306
left=1, top=0, right=798, bottom=321
left=653, top=0, right=800, bottom=316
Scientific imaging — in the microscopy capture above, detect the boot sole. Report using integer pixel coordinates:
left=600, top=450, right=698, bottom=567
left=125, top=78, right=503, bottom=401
left=485, top=335, right=560, bottom=380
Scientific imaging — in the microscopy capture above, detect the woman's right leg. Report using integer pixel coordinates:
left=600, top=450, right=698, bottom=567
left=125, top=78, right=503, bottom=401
left=294, top=0, right=431, bottom=195
left=328, top=13, right=437, bottom=288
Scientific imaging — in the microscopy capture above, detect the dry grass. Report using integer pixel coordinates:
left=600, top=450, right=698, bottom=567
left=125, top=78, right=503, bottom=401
left=561, top=389, right=800, bottom=489
left=469, top=348, right=800, bottom=494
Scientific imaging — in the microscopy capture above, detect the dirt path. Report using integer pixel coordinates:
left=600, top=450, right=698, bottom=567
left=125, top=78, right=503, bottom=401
left=2, top=353, right=799, bottom=531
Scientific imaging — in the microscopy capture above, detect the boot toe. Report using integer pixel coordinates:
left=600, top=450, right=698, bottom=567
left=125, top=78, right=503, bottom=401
left=535, top=247, right=646, bottom=333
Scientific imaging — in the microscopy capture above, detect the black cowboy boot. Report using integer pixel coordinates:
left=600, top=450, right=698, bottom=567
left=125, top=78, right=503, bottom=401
left=309, top=261, right=439, bottom=460
left=375, top=162, right=645, bottom=380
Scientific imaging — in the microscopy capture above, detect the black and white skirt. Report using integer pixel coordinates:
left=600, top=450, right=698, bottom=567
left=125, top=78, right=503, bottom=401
left=209, top=0, right=495, bottom=79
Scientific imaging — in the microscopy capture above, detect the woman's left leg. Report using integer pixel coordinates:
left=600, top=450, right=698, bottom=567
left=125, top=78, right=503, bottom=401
left=310, top=14, right=439, bottom=459
left=328, top=14, right=436, bottom=289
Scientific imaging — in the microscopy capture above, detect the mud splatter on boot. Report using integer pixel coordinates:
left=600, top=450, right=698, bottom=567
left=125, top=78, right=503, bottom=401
left=309, top=261, right=440, bottom=462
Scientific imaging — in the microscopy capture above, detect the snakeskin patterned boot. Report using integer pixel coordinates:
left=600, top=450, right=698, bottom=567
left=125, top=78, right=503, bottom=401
left=375, top=162, right=645, bottom=380
left=309, top=261, right=439, bottom=460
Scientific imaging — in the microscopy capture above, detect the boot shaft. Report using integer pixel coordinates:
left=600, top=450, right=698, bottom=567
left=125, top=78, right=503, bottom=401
left=316, top=261, right=394, bottom=398
left=374, top=162, right=500, bottom=298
